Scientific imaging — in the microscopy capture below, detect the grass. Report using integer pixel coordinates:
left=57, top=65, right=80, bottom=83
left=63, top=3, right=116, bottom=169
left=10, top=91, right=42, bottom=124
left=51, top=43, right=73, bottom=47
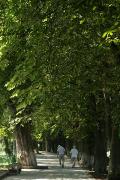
left=0, top=155, right=11, bottom=165
left=0, top=141, right=17, bottom=169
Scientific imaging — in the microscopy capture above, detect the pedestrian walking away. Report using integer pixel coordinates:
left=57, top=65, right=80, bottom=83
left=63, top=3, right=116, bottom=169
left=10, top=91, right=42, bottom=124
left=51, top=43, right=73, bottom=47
left=57, top=145, right=65, bottom=168
left=70, top=145, right=78, bottom=168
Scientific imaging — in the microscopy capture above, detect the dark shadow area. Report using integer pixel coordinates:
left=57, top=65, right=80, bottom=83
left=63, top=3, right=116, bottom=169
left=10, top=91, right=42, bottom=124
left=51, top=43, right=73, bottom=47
left=90, top=171, right=107, bottom=179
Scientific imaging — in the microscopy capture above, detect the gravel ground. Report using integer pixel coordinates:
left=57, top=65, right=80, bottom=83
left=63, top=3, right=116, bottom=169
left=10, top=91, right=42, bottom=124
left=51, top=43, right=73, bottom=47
left=3, top=151, right=99, bottom=180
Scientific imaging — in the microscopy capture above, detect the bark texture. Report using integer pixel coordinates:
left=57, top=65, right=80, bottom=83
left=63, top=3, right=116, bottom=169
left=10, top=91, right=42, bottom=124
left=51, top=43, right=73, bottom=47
left=15, top=123, right=37, bottom=168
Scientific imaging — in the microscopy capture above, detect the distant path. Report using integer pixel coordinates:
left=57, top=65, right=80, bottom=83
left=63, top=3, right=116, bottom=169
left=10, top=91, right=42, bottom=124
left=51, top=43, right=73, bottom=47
left=4, top=151, right=96, bottom=180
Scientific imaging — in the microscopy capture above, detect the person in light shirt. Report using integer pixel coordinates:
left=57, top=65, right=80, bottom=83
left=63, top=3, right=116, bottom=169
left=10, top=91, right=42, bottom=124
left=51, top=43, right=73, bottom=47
left=57, top=145, right=65, bottom=168
left=70, top=145, right=78, bottom=167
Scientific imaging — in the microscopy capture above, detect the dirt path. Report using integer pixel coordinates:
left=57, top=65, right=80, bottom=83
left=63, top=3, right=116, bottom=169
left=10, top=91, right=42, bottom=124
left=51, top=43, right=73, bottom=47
left=3, top=151, right=96, bottom=180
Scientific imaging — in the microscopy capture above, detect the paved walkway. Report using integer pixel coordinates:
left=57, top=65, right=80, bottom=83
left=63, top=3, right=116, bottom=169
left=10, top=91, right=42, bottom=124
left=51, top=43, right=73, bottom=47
left=3, top=151, right=96, bottom=180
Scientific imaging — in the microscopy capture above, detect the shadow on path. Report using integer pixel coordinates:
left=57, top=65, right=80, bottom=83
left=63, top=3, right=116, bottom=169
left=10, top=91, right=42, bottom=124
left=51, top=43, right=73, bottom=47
left=3, top=151, right=95, bottom=180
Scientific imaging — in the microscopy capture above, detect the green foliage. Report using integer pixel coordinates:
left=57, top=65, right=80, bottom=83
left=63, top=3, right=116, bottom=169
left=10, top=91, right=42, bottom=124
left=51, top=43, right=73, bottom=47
left=0, top=128, right=6, bottom=137
left=0, top=0, right=120, bottom=146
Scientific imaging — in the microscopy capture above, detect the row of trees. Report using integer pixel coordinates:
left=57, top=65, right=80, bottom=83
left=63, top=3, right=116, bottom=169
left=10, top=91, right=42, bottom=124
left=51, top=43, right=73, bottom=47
left=0, top=0, right=120, bottom=179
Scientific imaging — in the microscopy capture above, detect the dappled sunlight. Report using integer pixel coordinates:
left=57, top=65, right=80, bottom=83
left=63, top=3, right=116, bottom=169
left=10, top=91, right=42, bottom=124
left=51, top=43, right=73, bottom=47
left=36, top=152, right=79, bottom=168
left=4, top=178, right=94, bottom=180
left=4, top=167, right=94, bottom=180
left=4, top=152, right=95, bottom=180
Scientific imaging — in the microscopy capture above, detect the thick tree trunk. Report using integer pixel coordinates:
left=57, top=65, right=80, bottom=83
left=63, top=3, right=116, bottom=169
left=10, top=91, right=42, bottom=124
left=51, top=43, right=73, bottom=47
left=108, top=127, right=120, bottom=180
left=94, top=126, right=107, bottom=175
left=15, top=123, right=37, bottom=168
left=89, top=94, right=107, bottom=175
left=7, top=100, right=37, bottom=168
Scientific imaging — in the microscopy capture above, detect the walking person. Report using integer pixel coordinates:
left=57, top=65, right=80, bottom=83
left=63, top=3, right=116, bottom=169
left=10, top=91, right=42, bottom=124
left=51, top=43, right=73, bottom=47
left=57, top=145, right=65, bottom=168
left=70, top=145, right=78, bottom=168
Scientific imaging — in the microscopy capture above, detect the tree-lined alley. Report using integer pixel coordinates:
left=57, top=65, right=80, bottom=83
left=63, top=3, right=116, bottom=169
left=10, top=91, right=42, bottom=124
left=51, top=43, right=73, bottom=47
left=0, top=1, right=120, bottom=179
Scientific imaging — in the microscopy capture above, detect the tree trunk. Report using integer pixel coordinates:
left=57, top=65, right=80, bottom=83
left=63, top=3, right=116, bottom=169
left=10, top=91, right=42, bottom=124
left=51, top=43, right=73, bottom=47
left=15, top=123, right=37, bottom=168
left=45, top=137, right=48, bottom=152
left=103, top=93, right=112, bottom=146
left=89, top=94, right=107, bottom=175
left=108, top=126, right=120, bottom=180
left=80, top=139, right=94, bottom=170
left=94, top=126, right=107, bottom=175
